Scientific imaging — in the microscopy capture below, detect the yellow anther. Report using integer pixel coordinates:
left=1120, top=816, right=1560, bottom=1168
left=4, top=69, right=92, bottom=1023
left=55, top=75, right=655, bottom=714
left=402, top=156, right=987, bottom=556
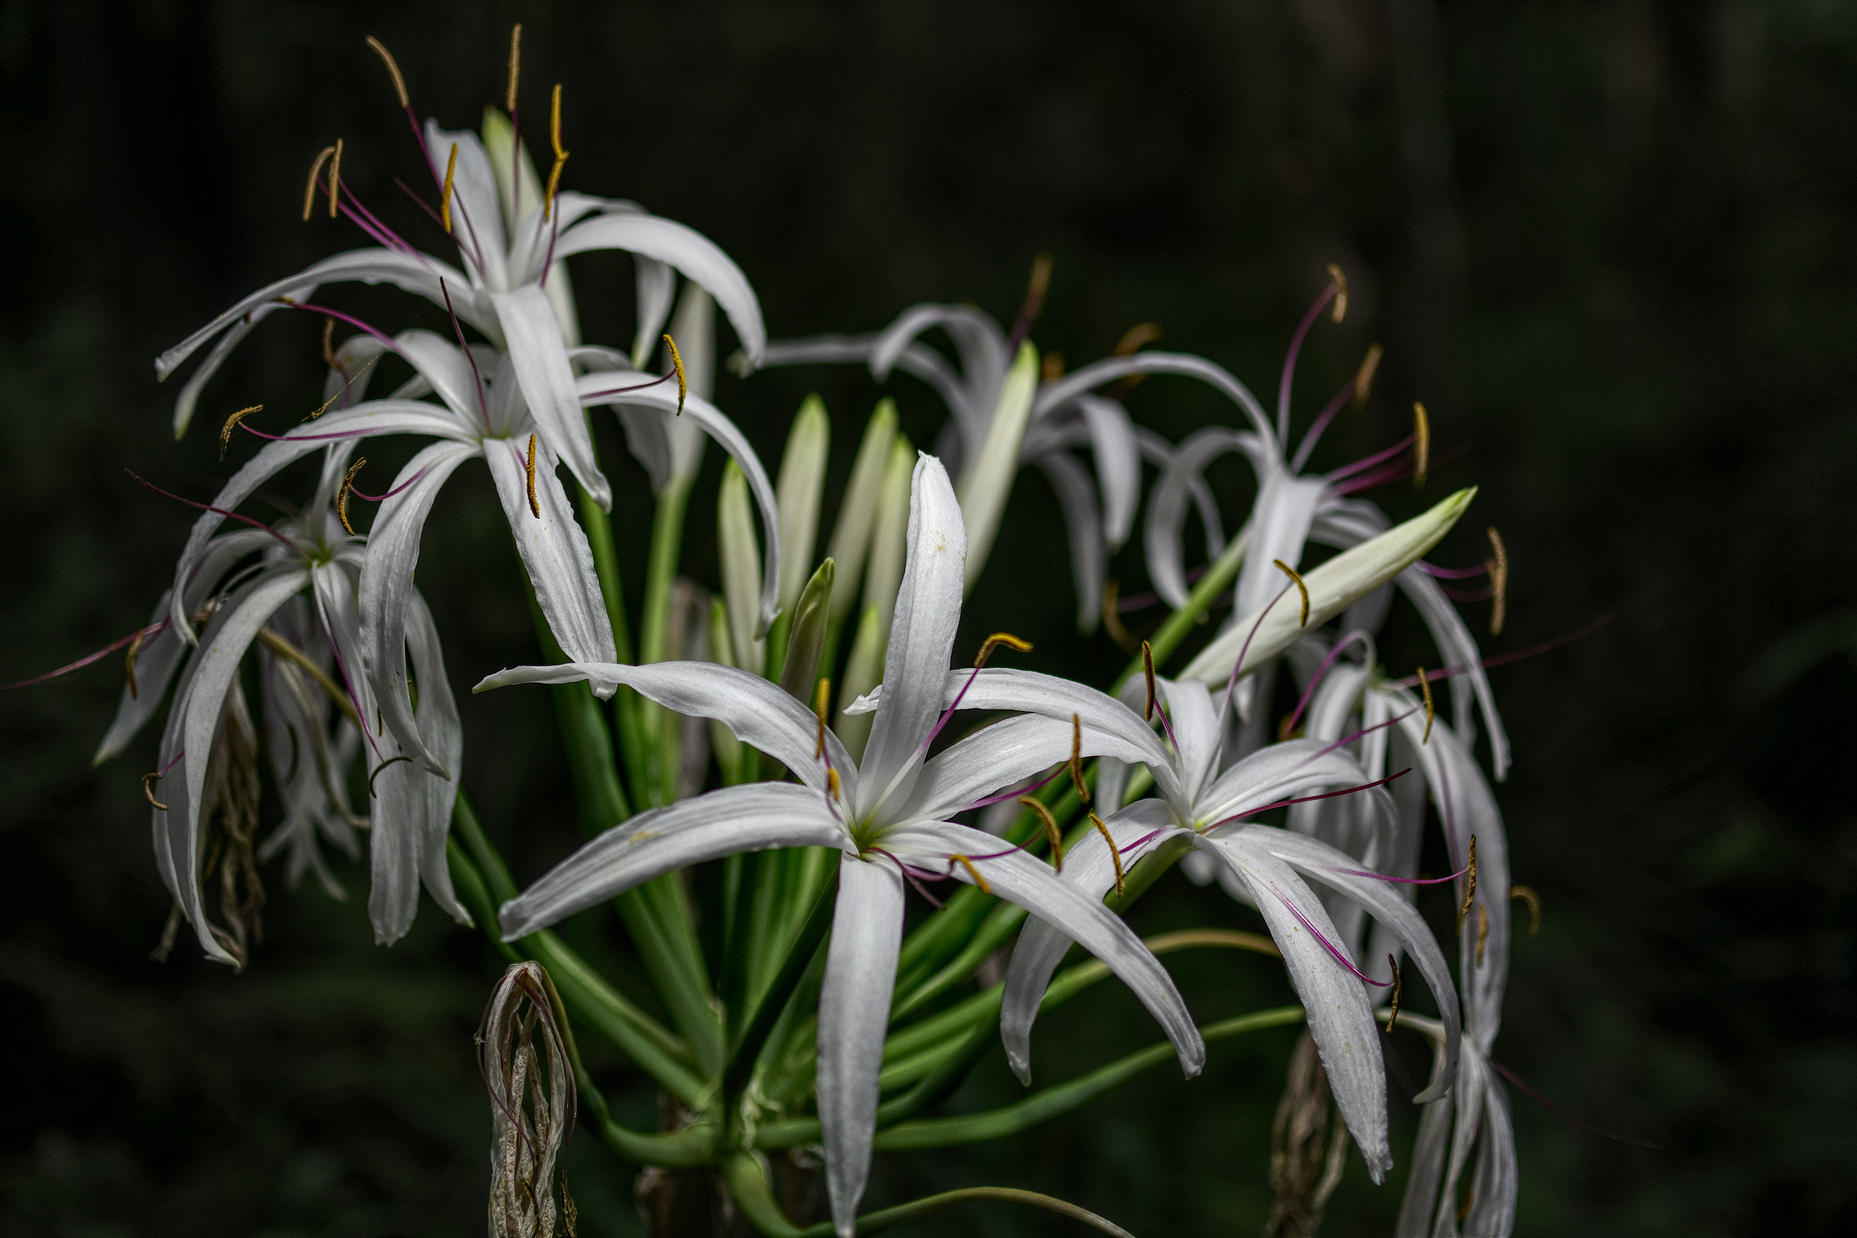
left=1141, top=640, right=1157, bottom=722
left=219, top=405, right=262, bottom=460
left=827, top=766, right=841, bottom=800
left=949, top=854, right=991, bottom=895
left=1018, top=796, right=1064, bottom=872
left=505, top=23, right=523, bottom=113
left=1273, top=559, right=1310, bottom=627
left=440, top=142, right=458, bottom=234
left=1417, top=665, right=1435, bottom=744
left=1089, top=812, right=1127, bottom=897
left=1022, top=253, right=1053, bottom=323
left=974, top=631, right=1033, bottom=669
left=543, top=83, right=568, bottom=220
left=1040, top=351, right=1065, bottom=383
left=1475, top=901, right=1489, bottom=966
left=1353, top=342, right=1383, bottom=408
left=662, top=334, right=686, bottom=416
left=306, top=355, right=378, bottom=421
left=524, top=434, right=541, bottom=517
left=124, top=630, right=145, bottom=700
left=1101, top=580, right=1136, bottom=652
left=1383, top=953, right=1402, bottom=1034
left=366, top=36, right=410, bottom=108
left=1486, top=526, right=1508, bottom=636
left=813, top=678, right=831, bottom=758
left=1510, top=883, right=1542, bottom=936
left=368, top=754, right=412, bottom=797
left=1413, top=401, right=1430, bottom=490
left=327, top=137, right=343, bottom=219
left=1326, top=263, right=1348, bottom=322
left=336, top=457, right=367, bottom=535
left=302, top=145, right=337, bottom=222
left=1458, top=834, right=1478, bottom=929
left=1068, top=713, right=1090, bottom=804
left=142, top=771, right=167, bottom=811
left=1114, top=322, right=1163, bottom=356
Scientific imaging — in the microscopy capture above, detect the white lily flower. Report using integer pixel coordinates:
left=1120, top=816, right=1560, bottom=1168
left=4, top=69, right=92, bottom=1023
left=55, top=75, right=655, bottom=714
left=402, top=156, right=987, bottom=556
left=476, top=455, right=1204, bottom=1236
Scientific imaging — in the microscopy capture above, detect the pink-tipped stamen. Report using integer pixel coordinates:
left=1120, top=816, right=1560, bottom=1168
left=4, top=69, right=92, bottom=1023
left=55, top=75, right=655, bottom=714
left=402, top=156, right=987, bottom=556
left=1325, top=432, right=1415, bottom=484
left=346, top=465, right=432, bottom=504
left=1334, top=441, right=1469, bottom=498
left=1288, top=372, right=1362, bottom=473
left=438, top=278, right=492, bottom=430
left=1280, top=629, right=1374, bottom=740
left=124, top=470, right=304, bottom=555
left=3, top=620, right=170, bottom=691
left=1202, top=767, right=1411, bottom=833
left=237, top=422, right=380, bottom=446
left=1487, top=1057, right=1666, bottom=1150
left=918, top=665, right=985, bottom=757
left=1387, top=613, right=1614, bottom=689
left=1270, top=881, right=1390, bottom=986
left=1277, top=281, right=1339, bottom=444
left=539, top=198, right=564, bottom=286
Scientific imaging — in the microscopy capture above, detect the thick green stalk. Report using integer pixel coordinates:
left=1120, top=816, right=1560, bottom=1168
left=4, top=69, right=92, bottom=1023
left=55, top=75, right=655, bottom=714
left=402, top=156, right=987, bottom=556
left=723, top=858, right=840, bottom=1102
left=639, top=474, right=695, bottom=807
left=1112, top=525, right=1249, bottom=692
left=891, top=901, right=1025, bottom=1021
left=576, top=481, right=649, bottom=802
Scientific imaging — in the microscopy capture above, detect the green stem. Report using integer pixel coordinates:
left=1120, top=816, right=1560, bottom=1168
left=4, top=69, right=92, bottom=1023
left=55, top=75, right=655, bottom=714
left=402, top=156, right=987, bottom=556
left=576, top=481, right=650, bottom=805
left=723, top=858, right=840, bottom=1102
left=890, top=901, right=1025, bottom=1021
left=1112, top=524, right=1249, bottom=693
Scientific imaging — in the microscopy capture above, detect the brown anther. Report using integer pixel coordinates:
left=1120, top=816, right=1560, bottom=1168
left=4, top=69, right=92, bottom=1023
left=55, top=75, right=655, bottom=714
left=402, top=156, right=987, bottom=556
left=1089, top=812, right=1127, bottom=897
left=1273, top=559, right=1310, bottom=627
left=1510, top=883, right=1542, bottom=936
left=949, top=854, right=991, bottom=895
left=1141, top=640, right=1157, bottom=722
left=1068, top=713, right=1090, bottom=804
left=321, top=319, right=339, bottom=371
left=1326, top=263, right=1348, bottom=323
left=973, top=631, right=1033, bottom=669
left=1486, top=526, right=1508, bottom=636
left=1475, top=902, right=1489, bottom=966
left=506, top=24, right=523, bottom=113
left=813, top=678, right=831, bottom=759
left=440, top=142, right=458, bottom=234
left=1353, top=342, right=1383, bottom=408
left=336, top=457, right=366, bottom=535
left=1382, top=953, right=1402, bottom=1034
left=1018, top=796, right=1064, bottom=872
left=142, top=771, right=167, bottom=811
left=327, top=138, right=343, bottom=219
left=525, top=434, right=541, bottom=517
left=543, top=83, right=568, bottom=220
left=1021, top=253, right=1054, bottom=324
left=368, top=754, right=412, bottom=797
left=1114, top=322, right=1163, bottom=356
left=366, top=36, right=410, bottom=108
left=662, top=334, right=686, bottom=416
left=1101, top=580, right=1136, bottom=652
left=1040, top=351, right=1065, bottom=383
left=124, top=630, right=145, bottom=700
left=1458, top=834, right=1478, bottom=929
left=1417, top=666, right=1435, bottom=744
left=1413, top=401, right=1430, bottom=490
left=302, top=146, right=337, bottom=222
left=219, top=405, right=262, bottom=460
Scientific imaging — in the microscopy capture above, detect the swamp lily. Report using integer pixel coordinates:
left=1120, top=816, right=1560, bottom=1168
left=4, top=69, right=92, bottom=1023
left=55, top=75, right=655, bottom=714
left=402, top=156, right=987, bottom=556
left=477, top=456, right=1205, bottom=1236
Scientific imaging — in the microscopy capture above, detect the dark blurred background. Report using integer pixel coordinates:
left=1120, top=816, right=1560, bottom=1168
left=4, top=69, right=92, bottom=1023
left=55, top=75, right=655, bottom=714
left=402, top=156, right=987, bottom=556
left=3, top=1, right=1853, bottom=1235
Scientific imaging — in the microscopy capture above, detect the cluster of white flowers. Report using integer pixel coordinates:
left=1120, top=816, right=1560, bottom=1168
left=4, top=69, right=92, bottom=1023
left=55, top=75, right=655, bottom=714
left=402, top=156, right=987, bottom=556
left=67, top=31, right=1526, bottom=1238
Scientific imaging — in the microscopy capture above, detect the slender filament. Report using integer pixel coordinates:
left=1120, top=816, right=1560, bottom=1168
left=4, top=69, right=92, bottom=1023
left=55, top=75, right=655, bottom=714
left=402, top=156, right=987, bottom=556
left=1510, top=883, right=1542, bottom=936
left=1067, top=714, right=1090, bottom=804
left=1417, top=665, right=1435, bottom=743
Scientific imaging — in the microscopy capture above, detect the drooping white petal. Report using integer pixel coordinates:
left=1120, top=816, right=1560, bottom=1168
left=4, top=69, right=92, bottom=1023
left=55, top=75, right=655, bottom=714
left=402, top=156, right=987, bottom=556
left=662, top=284, right=715, bottom=479
left=855, top=455, right=966, bottom=821
left=1033, top=450, right=1106, bottom=634
left=554, top=211, right=766, bottom=366
left=900, top=713, right=1171, bottom=824
left=1033, top=351, right=1278, bottom=449
left=498, top=782, right=847, bottom=939
left=817, top=856, right=907, bottom=1238
left=490, top=285, right=609, bottom=508
left=868, top=303, right=1008, bottom=451
left=482, top=437, right=618, bottom=677
left=1194, top=738, right=1379, bottom=830
left=1143, top=427, right=1267, bottom=608
left=997, top=800, right=1180, bottom=1083
left=1153, top=677, right=1222, bottom=804
left=1232, top=470, right=1329, bottom=621
left=360, top=441, right=480, bottom=775
left=1394, top=1021, right=1457, bottom=1237
left=472, top=660, right=856, bottom=797
left=631, top=257, right=676, bottom=368
left=1076, top=394, right=1141, bottom=551
left=892, top=821, right=1206, bottom=1083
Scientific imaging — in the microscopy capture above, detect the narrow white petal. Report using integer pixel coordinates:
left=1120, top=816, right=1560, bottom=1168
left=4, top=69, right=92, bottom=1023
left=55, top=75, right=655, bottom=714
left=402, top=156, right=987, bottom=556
left=490, top=285, right=610, bottom=508
left=1143, top=427, right=1265, bottom=608
left=1077, top=394, right=1141, bottom=551
left=1033, top=450, right=1106, bottom=634
left=901, top=713, right=1171, bottom=824
left=1231, top=471, right=1328, bottom=620
left=631, top=257, right=676, bottom=368
left=425, top=122, right=508, bottom=289
left=1034, top=351, right=1278, bottom=449
left=957, top=342, right=1037, bottom=591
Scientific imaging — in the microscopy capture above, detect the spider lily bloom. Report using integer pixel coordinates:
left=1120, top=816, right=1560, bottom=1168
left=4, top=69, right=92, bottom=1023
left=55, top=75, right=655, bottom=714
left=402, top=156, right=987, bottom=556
left=478, top=456, right=1204, bottom=1236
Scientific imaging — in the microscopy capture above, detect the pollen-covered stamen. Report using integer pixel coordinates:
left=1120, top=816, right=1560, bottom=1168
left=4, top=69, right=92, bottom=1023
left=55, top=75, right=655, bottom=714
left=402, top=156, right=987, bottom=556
left=1382, top=953, right=1402, bottom=1034
left=325, top=138, right=343, bottom=219
left=123, top=630, right=145, bottom=699
left=345, top=465, right=431, bottom=505
left=1457, top=834, right=1478, bottom=930
left=302, top=145, right=337, bottom=222
left=1475, top=902, right=1489, bottom=965
left=1486, top=526, right=1509, bottom=636
left=366, top=35, right=410, bottom=108
left=1273, top=559, right=1310, bottom=628
left=1412, top=401, right=1431, bottom=489
left=1090, top=813, right=1127, bottom=897
left=1511, top=883, right=1541, bottom=935
left=662, top=333, right=687, bottom=416
left=813, top=678, right=831, bottom=759
left=1326, top=263, right=1348, bottom=323
left=1067, top=713, right=1091, bottom=804
left=1106, top=321, right=1162, bottom=395
left=506, top=23, right=523, bottom=112
left=1354, top=342, right=1382, bottom=407
left=368, top=754, right=413, bottom=797
left=142, top=770, right=168, bottom=811
left=335, top=458, right=367, bottom=535
left=218, top=405, right=262, bottom=460
left=975, top=631, right=1033, bottom=669
left=1040, top=352, right=1065, bottom=382
left=1006, top=253, right=1054, bottom=352
left=1142, top=640, right=1157, bottom=721
left=1417, top=665, right=1435, bottom=743
left=320, top=319, right=341, bottom=373
left=524, top=434, right=541, bottom=518
left=947, top=854, right=992, bottom=896
left=543, top=83, right=569, bottom=221
left=826, top=765, right=842, bottom=802
left=440, top=142, right=458, bottom=234
left=1018, top=796, right=1065, bottom=872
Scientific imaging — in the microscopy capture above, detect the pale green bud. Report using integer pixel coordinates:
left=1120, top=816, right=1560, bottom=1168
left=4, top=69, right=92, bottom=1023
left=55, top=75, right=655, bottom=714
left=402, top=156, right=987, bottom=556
left=957, top=341, right=1038, bottom=594
left=775, top=395, right=831, bottom=611
left=718, top=461, right=765, bottom=674
left=824, top=399, right=899, bottom=626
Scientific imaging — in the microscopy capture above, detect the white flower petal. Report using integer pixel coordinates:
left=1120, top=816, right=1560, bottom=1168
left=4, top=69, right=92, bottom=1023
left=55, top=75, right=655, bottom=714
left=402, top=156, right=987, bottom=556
left=490, top=285, right=609, bottom=508
left=1143, top=427, right=1266, bottom=608
left=425, top=122, right=508, bottom=289
left=1076, top=394, right=1141, bottom=551
left=901, top=713, right=1171, bottom=824
left=1034, top=351, right=1278, bottom=448
left=1031, top=450, right=1106, bottom=633
left=631, top=256, right=676, bottom=368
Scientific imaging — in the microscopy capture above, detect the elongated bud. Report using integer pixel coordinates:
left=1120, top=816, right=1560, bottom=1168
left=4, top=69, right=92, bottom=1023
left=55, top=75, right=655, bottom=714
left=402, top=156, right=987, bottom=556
left=775, top=395, right=831, bottom=611
left=825, top=399, right=899, bottom=625
left=863, top=436, right=915, bottom=643
left=717, top=461, right=765, bottom=675
left=779, top=558, right=835, bottom=702
left=481, top=962, right=576, bottom=1238
left=481, top=106, right=544, bottom=240
left=957, top=341, right=1038, bottom=594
